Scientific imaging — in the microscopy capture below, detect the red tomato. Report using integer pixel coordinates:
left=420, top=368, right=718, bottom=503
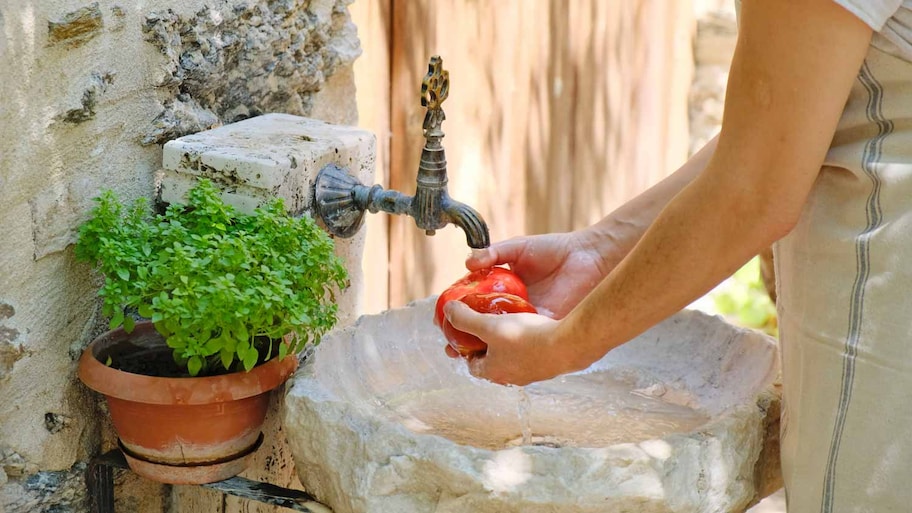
left=441, top=292, right=538, bottom=357
left=434, top=267, right=529, bottom=327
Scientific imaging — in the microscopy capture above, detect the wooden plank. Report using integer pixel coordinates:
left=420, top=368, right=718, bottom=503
left=87, top=456, right=115, bottom=513
left=388, top=0, right=694, bottom=308
left=208, top=479, right=330, bottom=513
left=389, top=0, right=438, bottom=307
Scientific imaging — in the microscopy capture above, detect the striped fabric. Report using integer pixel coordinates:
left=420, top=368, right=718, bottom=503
left=775, top=45, right=912, bottom=511
left=819, top=61, right=892, bottom=513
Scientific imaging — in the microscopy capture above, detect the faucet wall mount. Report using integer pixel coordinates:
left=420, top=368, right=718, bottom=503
left=313, top=56, right=491, bottom=249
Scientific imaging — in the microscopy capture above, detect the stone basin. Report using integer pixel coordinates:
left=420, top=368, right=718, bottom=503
left=284, top=297, right=781, bottom=513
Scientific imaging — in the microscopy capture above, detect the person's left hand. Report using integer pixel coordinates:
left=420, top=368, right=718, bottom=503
left=442, top=300, right=583, bottom=385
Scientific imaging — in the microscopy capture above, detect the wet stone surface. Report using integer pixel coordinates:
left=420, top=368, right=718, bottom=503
left=286, top=297, right=781, bottom=513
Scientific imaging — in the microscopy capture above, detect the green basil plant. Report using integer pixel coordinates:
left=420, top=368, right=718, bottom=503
left=75, top=179, right=348, bottom=377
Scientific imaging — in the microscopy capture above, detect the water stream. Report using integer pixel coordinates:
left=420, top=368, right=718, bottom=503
left=517, top=387, right=532, bottom=445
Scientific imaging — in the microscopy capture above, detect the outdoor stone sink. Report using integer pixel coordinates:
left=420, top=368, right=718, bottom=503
left=284, top=297, right=781, bottom=513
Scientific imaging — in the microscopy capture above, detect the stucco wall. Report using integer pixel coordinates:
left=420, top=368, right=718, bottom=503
left=0, top=1, right=360, bottom=511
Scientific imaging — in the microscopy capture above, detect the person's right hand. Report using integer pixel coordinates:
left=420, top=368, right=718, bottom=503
left=465, top=230, right=615, bottom=319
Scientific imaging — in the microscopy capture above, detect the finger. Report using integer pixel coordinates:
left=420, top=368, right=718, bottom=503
left=465, top=247, right=497, bottom=270
left=443, top=301, right=495, bottom=340
left=444, top=345, right=459, bottom=358
left=465, top=237, right=528, bottom=270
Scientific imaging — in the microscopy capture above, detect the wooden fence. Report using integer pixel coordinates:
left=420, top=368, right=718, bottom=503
left=352, top=0, right=696, bottom=313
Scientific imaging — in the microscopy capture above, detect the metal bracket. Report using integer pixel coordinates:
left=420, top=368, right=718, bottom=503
left=86, top=450, right=333, bottom=513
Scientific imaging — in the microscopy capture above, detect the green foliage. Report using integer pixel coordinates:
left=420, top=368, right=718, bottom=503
left=711, top=256, right=778, bottom=337
left=75, top=179, right=348, bottom=376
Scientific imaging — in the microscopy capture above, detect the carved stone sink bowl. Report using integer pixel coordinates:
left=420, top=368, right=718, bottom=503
left=284, top=297, right=781, bottom=513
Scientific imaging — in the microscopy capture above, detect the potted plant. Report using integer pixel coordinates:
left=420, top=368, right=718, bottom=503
left=74, top=179, right=348, bottom=484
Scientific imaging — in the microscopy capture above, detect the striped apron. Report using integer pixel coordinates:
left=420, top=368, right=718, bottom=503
left=775, top=44, right=912, bottom=511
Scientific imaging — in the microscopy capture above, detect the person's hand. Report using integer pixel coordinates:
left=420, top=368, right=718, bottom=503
left=442, top=301, right=583, bottom=385
left=465, top=230, right=613, bottom=319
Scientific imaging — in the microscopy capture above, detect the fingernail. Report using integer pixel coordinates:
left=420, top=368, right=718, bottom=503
left=469, top=248, right=488, bottom=259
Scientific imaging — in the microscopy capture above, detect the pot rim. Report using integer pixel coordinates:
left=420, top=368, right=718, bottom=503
left=78, top=321, right=299, bottom=405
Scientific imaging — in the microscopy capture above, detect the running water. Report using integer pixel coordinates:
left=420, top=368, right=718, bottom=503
left=517, top=386, right=532, bottom=445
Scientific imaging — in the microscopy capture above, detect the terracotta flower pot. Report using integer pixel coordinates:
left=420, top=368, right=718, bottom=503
left=78, top=321, right=298, bottom=484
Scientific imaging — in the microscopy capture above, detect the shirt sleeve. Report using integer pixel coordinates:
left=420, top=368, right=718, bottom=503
left=832, top=0, right=903, bottom=30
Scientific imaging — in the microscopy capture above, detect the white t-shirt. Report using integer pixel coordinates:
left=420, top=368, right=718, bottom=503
left=836, top=0, right=912, bottom=62
left=735, top=1, right=912, bottom=63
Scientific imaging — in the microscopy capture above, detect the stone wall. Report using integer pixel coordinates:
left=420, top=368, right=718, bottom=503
left=0, top=1, right=360, bottom=511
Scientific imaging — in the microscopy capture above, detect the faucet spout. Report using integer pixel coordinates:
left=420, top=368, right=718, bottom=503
left=444, top=200, right=490, bottom=249
left=312, top=55, right=490, bottom=249
left=410, top=55, right=489, bottom=248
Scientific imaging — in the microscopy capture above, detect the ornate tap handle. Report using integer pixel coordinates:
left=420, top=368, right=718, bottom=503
left=313, top=54, right=490, bottom=248
left=421, top=55, right=449, bottom=137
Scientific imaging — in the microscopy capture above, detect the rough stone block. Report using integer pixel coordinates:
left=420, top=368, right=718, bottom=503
left=160, top=113, right=375, bottom=216
left=286, top=300, right=782, bottom=513
left=161, top=113, right=375, bottom=513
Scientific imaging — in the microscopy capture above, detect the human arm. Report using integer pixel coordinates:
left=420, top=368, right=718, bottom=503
left=446, top=0, right=873, bottom=385
left=465, top=135, right=719, bottom=320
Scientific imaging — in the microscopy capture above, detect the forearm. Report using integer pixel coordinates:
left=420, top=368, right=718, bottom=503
left=560, top=164, right=786, bottom=369
left=581, top=135, right=719, bottom=268
left=560, top=0, right=872, bottom=370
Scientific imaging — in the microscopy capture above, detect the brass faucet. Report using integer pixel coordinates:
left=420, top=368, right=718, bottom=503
left=313, top=56, right=491, bottom=249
